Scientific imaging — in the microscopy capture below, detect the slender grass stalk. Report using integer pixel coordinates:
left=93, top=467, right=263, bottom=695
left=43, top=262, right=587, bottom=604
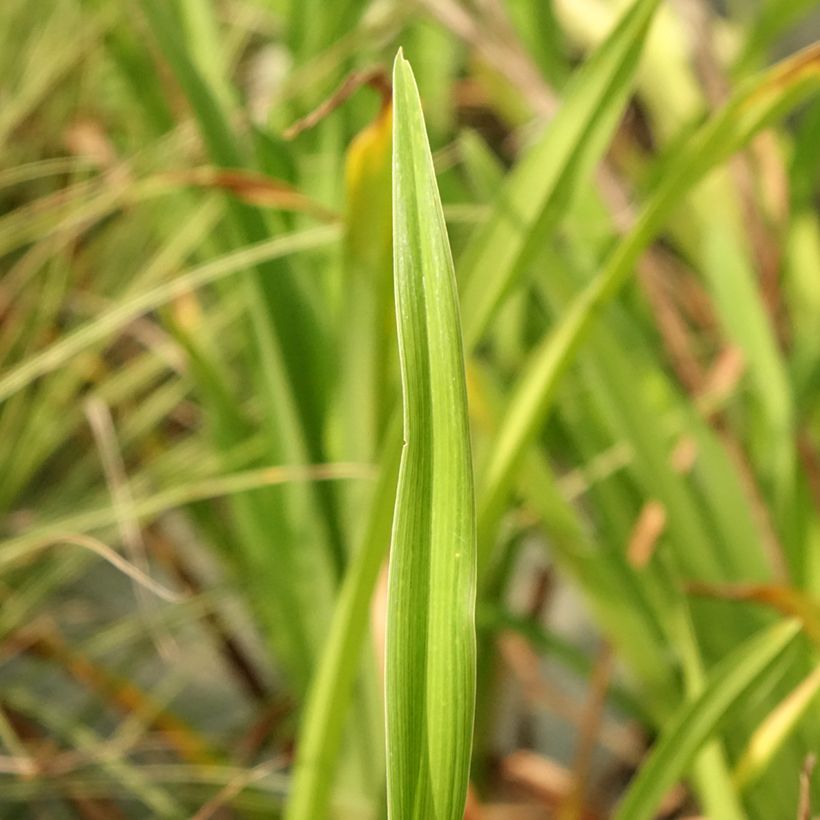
left=734, top=659, right=820, bottom=790
left=459, top=0, right=661, bottom=348
left=476, top=43, right=820, bottom=568
left=284, top=429, right=399, bottom=820
left=613, top=619, right=802, bottom=820
left=0, top=226, right=339, bottom=404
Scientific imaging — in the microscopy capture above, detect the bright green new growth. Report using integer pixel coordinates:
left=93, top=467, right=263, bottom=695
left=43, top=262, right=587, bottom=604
left=386, top=51, right=477, bottom=820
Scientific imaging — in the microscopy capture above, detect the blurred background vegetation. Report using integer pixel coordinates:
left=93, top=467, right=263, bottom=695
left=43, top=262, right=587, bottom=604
left=1, top=0, right=819, bottom=817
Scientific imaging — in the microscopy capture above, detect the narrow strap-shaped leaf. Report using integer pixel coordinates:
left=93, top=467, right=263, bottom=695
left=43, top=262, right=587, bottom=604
left=285, top=426, right=400, bottom=820
left=387, top=51, right=477, bottom=820
left=733, top=659, right=820, bottom=790
left=613, top=618, right=802, bottom=820
left=476, top=43, right=820, bottom=566
left=459, top=0, right=661, bottom=349
left=0, top=226, right=339, bottom=404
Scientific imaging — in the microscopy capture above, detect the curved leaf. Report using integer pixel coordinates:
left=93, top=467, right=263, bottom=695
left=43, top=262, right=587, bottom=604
left=614, top=618, right=802, bottom=820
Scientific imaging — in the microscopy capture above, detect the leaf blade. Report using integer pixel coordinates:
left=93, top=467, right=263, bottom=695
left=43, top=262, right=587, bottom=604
left=459, top=0, right=662, bottom=349
left=476, top=43, right=820, bottom=567
left=387, top=50, right=477, bottom=820
left=613, top=618, right=802, bottom=820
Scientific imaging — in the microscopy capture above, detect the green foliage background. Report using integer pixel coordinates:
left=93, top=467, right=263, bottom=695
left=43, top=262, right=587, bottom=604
left=1, top=0, right=819, bottom=817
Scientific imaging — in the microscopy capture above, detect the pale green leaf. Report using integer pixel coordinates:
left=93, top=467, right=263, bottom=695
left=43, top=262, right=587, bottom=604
left=386, top=50, right=477, bottom=820
left=476, top=43, right=820, bottom=562
left=613, top=618, right=802, bottom=820
left=459, top=0, right=661, bottom=349
left=734, top=658, right=820, bottom=789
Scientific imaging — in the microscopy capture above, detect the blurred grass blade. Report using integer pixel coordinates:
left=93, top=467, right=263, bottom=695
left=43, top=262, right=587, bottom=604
left=286, top=98, right=395, bottom=820
left=285, top=429, right=400, bottom=820
left=459, top=0, right=660, bottom=348
left=141, top=0, right=328, bottom=454
left=734, top=660, right=820, bottom=790
left=4, top=688, right=184, bottom=818
left=0, top=226, right=339, bottom=404
left=613, top=618, right=801, bottom=820
left=0, top=460, right=368, bottom=568
left=387, top=51, right=476, bottom=820
left=477, top=43, right=820, bottom=560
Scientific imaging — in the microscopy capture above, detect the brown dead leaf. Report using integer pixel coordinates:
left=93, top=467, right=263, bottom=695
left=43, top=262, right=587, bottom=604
left=164, top=168, right=339, bottom=222
left=627, top=501, right=667, bottom=568
left=687, top=582, right=820, bottom=645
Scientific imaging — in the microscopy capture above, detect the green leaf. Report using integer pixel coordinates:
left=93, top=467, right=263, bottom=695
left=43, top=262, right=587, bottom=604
left=476, top=43, right=820, bottom=564
left=284, top=431, right=400, bottom=820
left=285, top=100, right=395, bottom=820
left=734, top=657, right=820, bottom=790
left=613, top=618, right=802, bottom=820
left=386, top=51, right=477, bottom=820
left=458, top=0, right=661, bottom=349
left=0, top=226, right=339, bottom=404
